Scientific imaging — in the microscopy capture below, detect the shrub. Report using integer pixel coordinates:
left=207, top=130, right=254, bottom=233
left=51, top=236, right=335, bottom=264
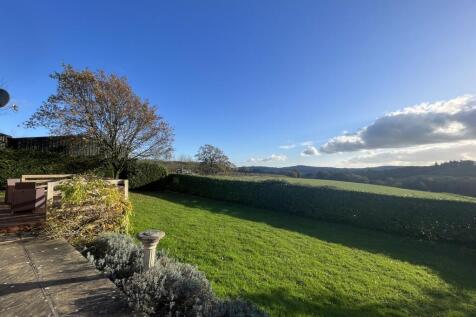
left=0, top=148, right=108, bottom=188
left=123, top=259, right=217, bottom=316
left=86, top=233, right=143, bottom=282
left=167, top=175, right=476, bottom=245
left=88, top=233, right=268, bottom=317
left=44, top=175, right=132, bottom=246
left=123, top=160, right=168, bottom=190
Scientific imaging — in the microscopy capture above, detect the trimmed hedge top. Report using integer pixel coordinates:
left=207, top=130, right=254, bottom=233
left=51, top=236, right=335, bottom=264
left=213, top=175, right=476, bottom=203
left=166, top=174, right=476, bottom=245
left=124, top=160, right=168, bottom=190
left=0, top=148, right=107, bottom=189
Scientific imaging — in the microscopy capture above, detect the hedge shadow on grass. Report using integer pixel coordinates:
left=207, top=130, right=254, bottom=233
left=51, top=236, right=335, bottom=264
left=137, top=191, right=476, bottom=292
left=245, top=286, right=476, bottom=317
left=166, top=175, right=476, bottom=245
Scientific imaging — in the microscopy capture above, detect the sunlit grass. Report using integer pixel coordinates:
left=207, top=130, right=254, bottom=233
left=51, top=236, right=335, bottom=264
left=131, top=191, right=476, bottom=317
left=212, top=175, right=476, bottom=202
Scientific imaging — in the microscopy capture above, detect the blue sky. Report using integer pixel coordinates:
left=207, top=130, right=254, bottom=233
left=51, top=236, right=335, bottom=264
left=1, top=0, right=476, bottom=167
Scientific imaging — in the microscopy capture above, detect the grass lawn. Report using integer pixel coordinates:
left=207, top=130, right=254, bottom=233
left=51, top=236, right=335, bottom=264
left=131, top=191, right=476, bottom=317
left=213, top=175, right=476, bottom=202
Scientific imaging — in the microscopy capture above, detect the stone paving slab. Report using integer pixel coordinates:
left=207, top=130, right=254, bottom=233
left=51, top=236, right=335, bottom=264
left=0, top=235, right=131, bottom=316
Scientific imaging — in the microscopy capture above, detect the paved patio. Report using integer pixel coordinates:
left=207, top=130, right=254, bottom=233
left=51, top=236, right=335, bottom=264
left=0, top=234, right=131, bottom=316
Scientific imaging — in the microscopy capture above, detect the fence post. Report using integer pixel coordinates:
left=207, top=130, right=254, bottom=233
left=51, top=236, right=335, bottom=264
left=123, top=179, right=129, bottom=200
left=46, top=182, right=54, bottom=202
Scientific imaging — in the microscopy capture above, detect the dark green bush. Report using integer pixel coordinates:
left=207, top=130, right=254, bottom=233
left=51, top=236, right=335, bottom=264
left=167, top=175, right=476, bottom=245
left=123, top=160, right=168, bottom=190
left=0, top=149, right=168, bottom=190
left=0, top=148, right=107, bottom=188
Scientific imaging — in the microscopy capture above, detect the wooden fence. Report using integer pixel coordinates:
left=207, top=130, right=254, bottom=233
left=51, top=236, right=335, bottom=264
left=20, top=174, right=129, bottom=202
left=6, top=135, right=100, bottom=156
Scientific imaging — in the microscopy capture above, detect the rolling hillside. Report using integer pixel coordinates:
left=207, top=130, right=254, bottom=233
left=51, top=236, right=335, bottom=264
left=238, top=160, right=476, bottom=197
left=216, top=174, right=476, bottom=203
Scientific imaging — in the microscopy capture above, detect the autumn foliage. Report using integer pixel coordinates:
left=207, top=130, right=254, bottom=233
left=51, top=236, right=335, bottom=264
left=26, top=64, right=174, bottom=178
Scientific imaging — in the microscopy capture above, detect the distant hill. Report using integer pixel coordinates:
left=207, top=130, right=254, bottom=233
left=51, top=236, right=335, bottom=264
left=238, top=161, right=476, bottom=197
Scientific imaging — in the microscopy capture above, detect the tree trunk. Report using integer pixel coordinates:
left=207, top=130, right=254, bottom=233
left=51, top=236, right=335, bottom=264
left=112, top=163, right=122, bottom=179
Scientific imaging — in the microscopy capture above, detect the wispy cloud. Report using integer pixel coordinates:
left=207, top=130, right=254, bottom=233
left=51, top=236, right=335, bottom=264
left=248, top=154, right=287, bottom=162
left=300, top=141, right=314, bottom=146
left=300, top=145, right=320, bottom=156
left=279, top=144, right=296, bottom=149
left=279, top=141, right=314, bottom=150
left=320, top=95, right=476, bottom=153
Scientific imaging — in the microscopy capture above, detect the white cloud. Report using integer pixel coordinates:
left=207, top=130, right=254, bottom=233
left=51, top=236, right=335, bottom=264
left=320, top=95, right=476, bottom=153
left=300, top=145, right=320, bottom=156
left=433, top=121, right=465, bottom=135
left=345, top=141, right=476, bottom=167
left=248, top=154, right=287, bottom=162
left=279, top=144, right=296, bottom=149
left=278, top=141, right=314, bottom=149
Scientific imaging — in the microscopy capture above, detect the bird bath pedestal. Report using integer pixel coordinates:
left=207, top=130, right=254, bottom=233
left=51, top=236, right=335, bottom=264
left=137, top=230, right=165, bottom=271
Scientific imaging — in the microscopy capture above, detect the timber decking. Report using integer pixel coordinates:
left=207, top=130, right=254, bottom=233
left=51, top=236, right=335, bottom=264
left=0, top=203, right=46, bottom=229
left=0, top=235, right=130, bottom=316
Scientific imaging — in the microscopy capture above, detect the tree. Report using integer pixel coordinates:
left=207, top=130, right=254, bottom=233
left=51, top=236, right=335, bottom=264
left=195, top=144, right=233, bottom=174
left=289, top=168, right=300, bottom=178
left=25, top=64, right=174, bottom=178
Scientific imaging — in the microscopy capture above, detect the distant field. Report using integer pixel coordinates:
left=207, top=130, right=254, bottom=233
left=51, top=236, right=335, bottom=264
left=215, top=174, right=476, bottom=202
left=131, top=191, right=476, bottom=317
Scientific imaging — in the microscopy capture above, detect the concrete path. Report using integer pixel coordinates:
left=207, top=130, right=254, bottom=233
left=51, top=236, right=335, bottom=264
left=0, top=235, right=131, bottom=316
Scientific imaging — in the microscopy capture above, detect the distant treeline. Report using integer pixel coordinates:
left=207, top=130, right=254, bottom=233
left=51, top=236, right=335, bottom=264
left=157, top=160, right=201, bottom=174
left=238, top=161, right=476, bottom=197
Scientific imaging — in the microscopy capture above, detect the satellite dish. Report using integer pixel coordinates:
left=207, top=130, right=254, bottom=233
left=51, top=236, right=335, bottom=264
left=0, top=89, right=9, bottom=108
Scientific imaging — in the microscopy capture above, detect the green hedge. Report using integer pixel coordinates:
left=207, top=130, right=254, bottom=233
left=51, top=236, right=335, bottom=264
left=167, top=175, right=476, bottom=245
left=0, top=149, right=107, bottom=189
left=0, top=149, right=168, bottom=190
left=124, top=161, right=168, bottom=190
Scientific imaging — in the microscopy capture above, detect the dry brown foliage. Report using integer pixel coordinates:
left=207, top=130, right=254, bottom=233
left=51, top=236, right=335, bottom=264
left=44, top=175, right=132, bottom=246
